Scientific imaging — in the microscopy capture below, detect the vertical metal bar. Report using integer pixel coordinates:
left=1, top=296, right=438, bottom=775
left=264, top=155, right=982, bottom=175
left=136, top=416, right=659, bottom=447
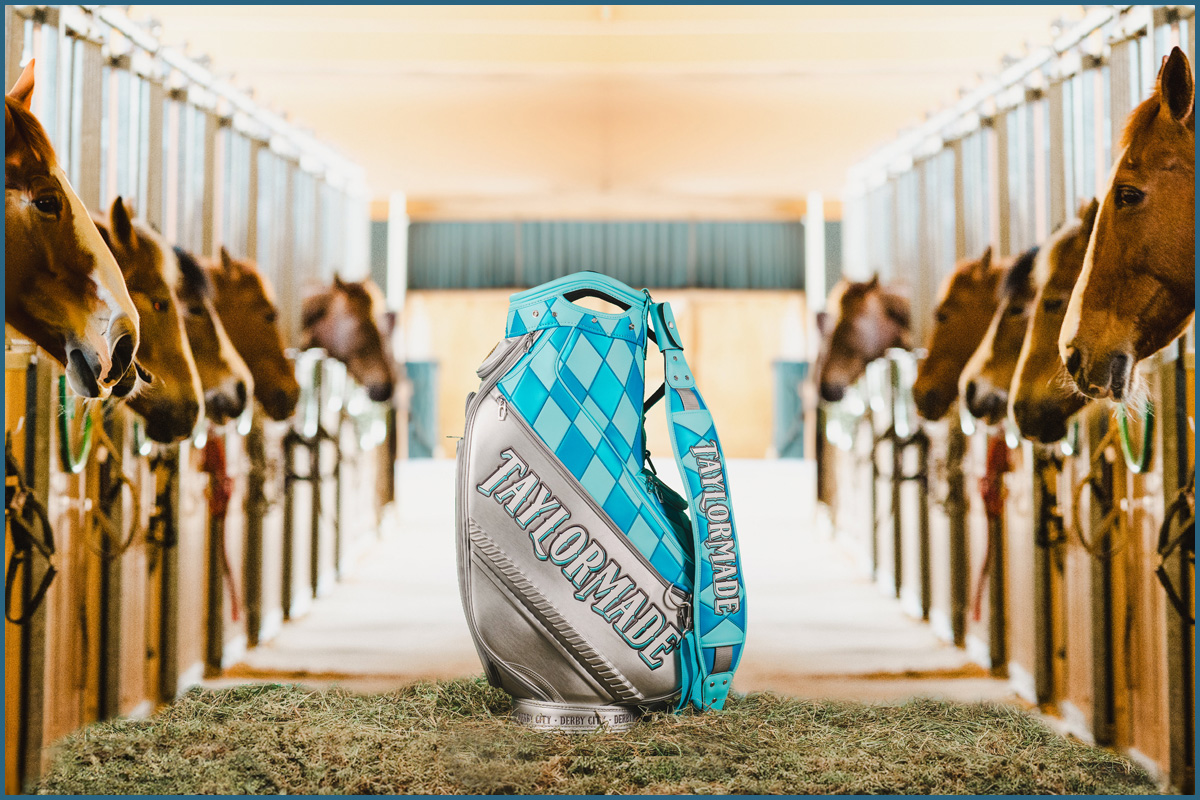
left=1047, top=80, right=1067, bottom=231
left=952, top=139, right=967, bottom=259
left=994, top=109, right=1011, bottom=256
left=202, top=110, right=218, bottom=258
left=246, top=140, right=261, bottom=260
left=947, top=414, right=968, bottom=646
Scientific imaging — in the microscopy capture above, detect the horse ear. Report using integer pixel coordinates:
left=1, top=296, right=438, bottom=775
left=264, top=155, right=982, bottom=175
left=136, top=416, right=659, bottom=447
left=380, top=310, right=398, bottom=337
left=816, top=310, right=831, bottom=337
left=333, top=274, right=348, bottom=291
left=219, top=246, right=239, bottom=277
left=110, top=197, right=134, bottom=245
left=865, top=274, right=880, bottom=290
left=8, top=59, right=35, bottom=110
left=973, top=245, right=993, bottom=278
left=1159, top=47, right=1195, bottom=126
left=1079, top=197, right=1100, bottom=234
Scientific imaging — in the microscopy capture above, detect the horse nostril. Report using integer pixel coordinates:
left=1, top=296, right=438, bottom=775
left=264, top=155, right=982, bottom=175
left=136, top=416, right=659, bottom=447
left=368, top=383, right=393, bottom=403
left=105, top=333, right=135, bottom=385
left=235, top=381, right=248, bottom=407
left=1011, top=399, right=1029, bottom=423
left=964, top=381, right=978, bottom=406
left=1064, top=346, right=1082, bottom=378
left=1109, top=353, right=1131, bottom=400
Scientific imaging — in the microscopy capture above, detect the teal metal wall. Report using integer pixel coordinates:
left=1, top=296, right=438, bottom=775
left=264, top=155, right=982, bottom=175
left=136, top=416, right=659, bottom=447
left=408, top=220, right=840, bottom=290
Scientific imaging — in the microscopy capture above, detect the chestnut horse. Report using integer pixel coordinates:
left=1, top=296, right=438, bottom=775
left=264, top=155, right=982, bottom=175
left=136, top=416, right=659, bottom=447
left=912, top=246, right=1006, bottom=421
left=1060, top=46, right=1195, bottom=402
left=815, top=275, right=911, bottom=402
left=93, top=198, right=202, bottom=442
left=5, top=60, right=141, bottom=397
left=1011, top=199, right=1099, bottom=443
left=301, top=276, right=396, bottom=402
left=206, top=248, right=301, bottom=421
left=172, top=246, right=254, bottom=424
left=958, top=244, right=1040, bottom=425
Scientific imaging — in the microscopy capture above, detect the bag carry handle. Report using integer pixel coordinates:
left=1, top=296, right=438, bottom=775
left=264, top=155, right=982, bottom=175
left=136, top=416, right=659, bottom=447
left=648, top=300, right=747, bottom=711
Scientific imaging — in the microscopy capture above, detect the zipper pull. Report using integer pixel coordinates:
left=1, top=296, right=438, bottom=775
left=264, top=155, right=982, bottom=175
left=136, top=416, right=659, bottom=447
left=497, top=398, right=508, bottom=421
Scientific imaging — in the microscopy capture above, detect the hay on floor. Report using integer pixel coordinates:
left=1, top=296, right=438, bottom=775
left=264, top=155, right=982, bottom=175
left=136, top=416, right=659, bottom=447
left=38, top=678, right=1155, bottom=795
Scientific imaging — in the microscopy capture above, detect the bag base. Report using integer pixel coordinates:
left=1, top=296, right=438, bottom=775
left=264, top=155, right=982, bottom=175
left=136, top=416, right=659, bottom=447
left=511, top=697, right=641, bottom=732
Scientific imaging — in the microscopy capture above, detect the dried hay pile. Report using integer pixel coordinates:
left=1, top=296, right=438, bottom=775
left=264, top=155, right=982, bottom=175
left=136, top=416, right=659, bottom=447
left=38, top=678, right=1155, bottom=795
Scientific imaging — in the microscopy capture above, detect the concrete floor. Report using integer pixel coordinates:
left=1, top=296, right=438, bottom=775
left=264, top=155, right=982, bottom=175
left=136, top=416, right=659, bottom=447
left=213, top=459, right=1019, bottom=706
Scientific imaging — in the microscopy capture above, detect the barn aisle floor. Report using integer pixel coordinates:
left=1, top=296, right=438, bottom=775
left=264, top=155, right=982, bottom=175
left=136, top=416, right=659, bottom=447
left=211, top=459, right=1017, bottom=705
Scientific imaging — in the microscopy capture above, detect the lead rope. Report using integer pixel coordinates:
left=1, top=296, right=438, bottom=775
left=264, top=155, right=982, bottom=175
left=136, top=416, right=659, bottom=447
left=81, top=406, right=144, bottom=560
left=201, top=430, right=242, bottom=621
left=4, top=436, right=57, bottom=625
left=1069, top=424, right=1127, bottom=559
left=971, top=431, right=1009, bottom=621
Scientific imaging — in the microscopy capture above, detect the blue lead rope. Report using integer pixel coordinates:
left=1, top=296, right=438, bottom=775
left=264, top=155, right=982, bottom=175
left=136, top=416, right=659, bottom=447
left=649, top=301, right=747, bottom=710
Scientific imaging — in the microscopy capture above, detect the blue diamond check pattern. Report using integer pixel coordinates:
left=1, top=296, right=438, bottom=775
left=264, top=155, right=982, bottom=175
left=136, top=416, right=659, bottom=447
left=497, top=326, right=691, bottom=588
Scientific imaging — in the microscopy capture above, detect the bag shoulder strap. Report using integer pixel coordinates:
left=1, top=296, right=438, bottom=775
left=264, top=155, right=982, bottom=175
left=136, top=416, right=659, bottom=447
left=648, top=301, right=747, bottom=711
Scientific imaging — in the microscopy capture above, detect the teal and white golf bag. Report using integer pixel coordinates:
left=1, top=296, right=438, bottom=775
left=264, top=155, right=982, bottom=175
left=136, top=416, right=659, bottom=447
left=455, top=271, right=747, bottom=731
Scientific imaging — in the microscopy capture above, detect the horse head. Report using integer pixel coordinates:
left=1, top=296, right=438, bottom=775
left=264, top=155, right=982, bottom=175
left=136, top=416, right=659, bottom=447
left=912, top=246, right=1005, bottom=421
left=1059, top=46, right=1195, bottom=402
left=172, top=246, right=253, bottom=425
left=207, top=248, right=301, bottom=421
left=301, top=275, right=396, bottom=402
left=94, top=198, right=202, bottom=442
left=1012, top=199, right=1099, bottom=443
left=815, top=275, right=911, bottom=403
left=959, top=244, right=1040, bottom=425
left=5, top=60, right=140, bottom=398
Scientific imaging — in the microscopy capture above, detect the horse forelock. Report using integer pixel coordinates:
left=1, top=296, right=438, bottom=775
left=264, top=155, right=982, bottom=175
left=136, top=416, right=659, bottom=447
left=1000, top=245, right=1039, bottom=302
left=174, top=246, right=214, bottom=301
left=5, top=98, right=56, bottom=171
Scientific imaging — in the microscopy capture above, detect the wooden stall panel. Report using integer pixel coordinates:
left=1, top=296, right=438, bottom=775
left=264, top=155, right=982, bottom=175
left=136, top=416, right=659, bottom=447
left=258, top=419, right=288, bottom=644
left=1004, top=441, right=1038, bottom=703
left=963, top=425, right=1002, bottom=672
left=172, top=441, right=209, bottom=695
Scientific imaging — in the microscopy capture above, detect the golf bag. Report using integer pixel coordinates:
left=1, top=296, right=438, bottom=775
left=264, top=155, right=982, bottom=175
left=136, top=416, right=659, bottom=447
left=455, top=272, right=747, bottom=730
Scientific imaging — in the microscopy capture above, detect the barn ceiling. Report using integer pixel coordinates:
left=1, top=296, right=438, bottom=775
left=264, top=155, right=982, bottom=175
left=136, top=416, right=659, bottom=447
left=128, top=5, right=1082, bottom=220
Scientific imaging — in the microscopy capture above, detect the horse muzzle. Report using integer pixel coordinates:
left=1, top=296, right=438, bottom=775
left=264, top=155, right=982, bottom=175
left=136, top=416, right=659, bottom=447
left=1062, top=343, right=1133, bottom=401
left=964, top=379, right=1007, bottom=425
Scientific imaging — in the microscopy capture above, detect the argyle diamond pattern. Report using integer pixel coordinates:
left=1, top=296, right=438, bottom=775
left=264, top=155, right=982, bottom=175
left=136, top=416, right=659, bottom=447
left=497, top=326, right=691, bottom=587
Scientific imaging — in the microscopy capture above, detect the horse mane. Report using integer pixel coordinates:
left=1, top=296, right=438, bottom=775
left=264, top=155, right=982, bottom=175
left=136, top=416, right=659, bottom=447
left=1000, top=245, right=1039, bottom=301
left=4, top=97, right=56, bottom=168
left=173, top=245, right=213, bottom=300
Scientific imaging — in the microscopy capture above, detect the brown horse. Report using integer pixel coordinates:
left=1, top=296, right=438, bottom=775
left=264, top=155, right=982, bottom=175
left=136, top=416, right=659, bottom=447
left=207, top=248, right=301, bottom=421
left=93, top=198, right=202, bottom=442
left=1060, top=46, right=1195, bottom=402
left=301, top=276, right=396, bottom=402
left=912, top=246, right=1006, bottom=421
left=959, top=244, right=1040, bottom=425
left=1011, top=199, right=1100, bottom=443
left=172, top=246, right=254, bottom=424
left=5, top=60, right=141, bottom=397
left=815, top=275, right=911, bottom=402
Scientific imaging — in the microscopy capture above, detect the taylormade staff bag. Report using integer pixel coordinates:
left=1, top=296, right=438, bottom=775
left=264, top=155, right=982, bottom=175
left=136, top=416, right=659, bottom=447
left=455, top=271, right=747, bottom=731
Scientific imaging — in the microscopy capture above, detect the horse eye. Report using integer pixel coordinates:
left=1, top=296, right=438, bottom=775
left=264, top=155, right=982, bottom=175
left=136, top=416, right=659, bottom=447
left=33, top=195, right=62, bottom=215
left=187, top=305, right=205, bottom=316
left=934, top=310, right=949, bottom=324
left=1042, top=298, right=1065, bottom=312
left=1005, top=305, right=1026, bottom=317
left=1114, top=185, right=1145, bottom=208
left=152, top=300, right=168, bottom=312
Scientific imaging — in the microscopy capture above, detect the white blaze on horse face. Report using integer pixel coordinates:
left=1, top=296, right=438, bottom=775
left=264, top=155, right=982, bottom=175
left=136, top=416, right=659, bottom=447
left=54, top=165, right=140, bottom=381
left=1059, top=147, right=1123, bottom=362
